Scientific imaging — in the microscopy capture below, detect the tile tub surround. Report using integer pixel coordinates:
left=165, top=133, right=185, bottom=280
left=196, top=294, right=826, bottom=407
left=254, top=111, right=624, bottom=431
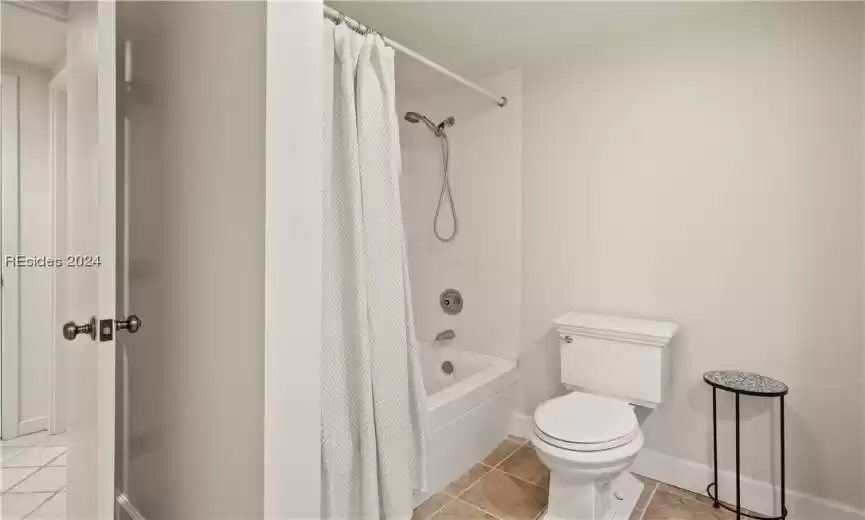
left=1, top=431, right=68, bottom=520
left=414, top=437, right=752, bottom=520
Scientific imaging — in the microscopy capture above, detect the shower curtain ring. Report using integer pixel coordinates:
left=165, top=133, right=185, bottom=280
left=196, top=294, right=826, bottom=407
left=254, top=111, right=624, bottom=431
left=336, top=12, right=345, bottom=25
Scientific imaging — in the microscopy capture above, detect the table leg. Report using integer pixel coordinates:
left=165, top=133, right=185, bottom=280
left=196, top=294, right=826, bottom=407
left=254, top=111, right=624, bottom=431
left=736, top=393, right=741, bottom=520
left=712, top=387, right=719, bottom=508
left=780, top=395, right=786, bottom=518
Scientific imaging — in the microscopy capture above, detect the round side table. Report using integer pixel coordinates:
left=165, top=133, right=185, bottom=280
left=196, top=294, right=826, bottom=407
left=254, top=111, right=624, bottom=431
left=703, top=370, right=788, bottom=520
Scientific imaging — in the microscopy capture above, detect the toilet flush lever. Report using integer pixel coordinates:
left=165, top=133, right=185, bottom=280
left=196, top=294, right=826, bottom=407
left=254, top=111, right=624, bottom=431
left=560, top=335, right=573, bottom=344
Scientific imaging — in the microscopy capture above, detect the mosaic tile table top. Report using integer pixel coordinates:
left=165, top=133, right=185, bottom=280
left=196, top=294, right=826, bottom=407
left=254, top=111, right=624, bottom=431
left=703, top=370, right=788, bottom=396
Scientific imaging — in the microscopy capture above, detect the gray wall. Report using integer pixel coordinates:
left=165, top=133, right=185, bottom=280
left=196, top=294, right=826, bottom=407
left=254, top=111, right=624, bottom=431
left=520, top=3, right=865, bottom=507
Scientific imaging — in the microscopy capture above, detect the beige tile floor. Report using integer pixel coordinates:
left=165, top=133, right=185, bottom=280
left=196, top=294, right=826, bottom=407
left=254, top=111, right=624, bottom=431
left=0, top=431, right=67, bottom=520
left=414, top=436, right=744, bottom=520
left=2, top=431, right=744, bottom=520
left=638, top=479, right=745, bottom=520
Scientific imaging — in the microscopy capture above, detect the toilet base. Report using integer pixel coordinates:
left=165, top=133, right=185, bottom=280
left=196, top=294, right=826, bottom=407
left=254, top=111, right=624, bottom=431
left=540, top=471, right=644, bottom=520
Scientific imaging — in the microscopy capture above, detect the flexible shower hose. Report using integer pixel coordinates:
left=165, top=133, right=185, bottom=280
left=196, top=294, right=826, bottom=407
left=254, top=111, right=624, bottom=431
left=434, top=133, right=457, bottom=242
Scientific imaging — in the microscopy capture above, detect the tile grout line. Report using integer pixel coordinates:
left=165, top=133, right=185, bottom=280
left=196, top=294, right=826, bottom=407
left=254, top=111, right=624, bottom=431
left=486, top=439, right=526, bottom=472
left=423, top=437, right=536, bottom=520
left=420, top=492, right=457, bottom=520
left=479, top=440, right=549, bottom=518
left=446, top=442, right=523, bottom=520
left=3, top=468, right=44, bottom=494
left=432, top=437, right=725, bottom=520
left=454, top=496, right=506, bottom=520
left=533, top=506, right=548, bottom=520
left=456, top=468, right=542, bottom=520
left=0, top=431, right=68, bottom=510
left=2, top=449, right=67, bottom=495
left=423, top=492, right=506, bottom=520
left=21, top=488, right=64, bottom=520
left=506, top=441, right=552, bottom=520
left=496, top=467, right=546, bottom=491
left=635, top=482, right=659, bottom=520
left=487, top=444, right=548, bottom=492
left=2, top=443, right=67, bottom=463
left=458, top=465, right=496, bottom=498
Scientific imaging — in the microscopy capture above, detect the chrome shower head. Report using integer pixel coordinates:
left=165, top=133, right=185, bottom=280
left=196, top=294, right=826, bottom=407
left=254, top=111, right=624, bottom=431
left=404, top=111, right=439, bottom=134
left=404, top=111, right=455, bottom=137
left=404, top=111, right=424, bottom=123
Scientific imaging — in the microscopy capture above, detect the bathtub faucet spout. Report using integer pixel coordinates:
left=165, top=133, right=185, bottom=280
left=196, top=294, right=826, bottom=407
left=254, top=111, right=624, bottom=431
left=435, top=329, right=456, bottom=342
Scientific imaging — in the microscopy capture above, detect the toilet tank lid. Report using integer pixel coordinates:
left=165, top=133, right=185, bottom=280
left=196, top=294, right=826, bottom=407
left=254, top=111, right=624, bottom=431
left=553, top=312, right=678, bottom=345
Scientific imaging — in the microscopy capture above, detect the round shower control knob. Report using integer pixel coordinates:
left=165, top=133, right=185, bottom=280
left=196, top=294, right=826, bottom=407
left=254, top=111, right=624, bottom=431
left=440, top=288, right=463, bottom=315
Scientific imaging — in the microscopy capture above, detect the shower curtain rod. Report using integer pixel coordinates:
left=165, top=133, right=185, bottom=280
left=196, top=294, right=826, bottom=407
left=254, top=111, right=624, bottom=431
left=323, top=5, right=508, bottom=108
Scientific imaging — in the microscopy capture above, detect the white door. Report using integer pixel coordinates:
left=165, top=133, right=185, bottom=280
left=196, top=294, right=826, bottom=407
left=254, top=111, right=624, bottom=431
left=62, top=3, right=117, bottom=519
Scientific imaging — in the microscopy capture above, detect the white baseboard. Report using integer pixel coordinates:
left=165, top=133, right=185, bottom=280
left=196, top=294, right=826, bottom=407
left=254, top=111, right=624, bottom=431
left=509, top=412, right=863, bottom=520
left=509, top=411, right=533, bottom=440
left=632, top=448, right=865, bottom=520
left=18, top=416, right=48, bottom=436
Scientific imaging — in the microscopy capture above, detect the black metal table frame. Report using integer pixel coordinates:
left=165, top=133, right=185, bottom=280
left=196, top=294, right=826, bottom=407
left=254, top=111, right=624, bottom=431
left=706, top=381, right=788, bottom=520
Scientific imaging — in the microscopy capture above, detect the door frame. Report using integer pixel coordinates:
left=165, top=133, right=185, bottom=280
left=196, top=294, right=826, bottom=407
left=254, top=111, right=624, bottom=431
left=0, top=73, right=22, bottom=441
left=95, top=2, right=118, bottom=516
left=264, top=2, right=322, bottom=517
left=48, top=67, right=67, bottom=435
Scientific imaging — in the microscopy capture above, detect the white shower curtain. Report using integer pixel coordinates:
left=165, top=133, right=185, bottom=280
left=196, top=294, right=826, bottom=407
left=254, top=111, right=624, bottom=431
left=321, top=23, right=427, bottom=520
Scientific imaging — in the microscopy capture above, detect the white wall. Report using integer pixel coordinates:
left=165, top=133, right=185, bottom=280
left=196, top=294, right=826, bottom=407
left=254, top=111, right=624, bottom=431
left=264, top=1, right=323, bottom=518
left=520, top=2, right=864, bottom=509
left=1, top=59, right=53, bottom=434
left=118, top=3, right=266, bottom=519
left=398, top=69, right=522, bottom=360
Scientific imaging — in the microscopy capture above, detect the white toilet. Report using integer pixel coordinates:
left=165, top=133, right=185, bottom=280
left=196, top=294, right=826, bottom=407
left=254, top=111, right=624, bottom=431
left=532, top=312, right=678, bottom=520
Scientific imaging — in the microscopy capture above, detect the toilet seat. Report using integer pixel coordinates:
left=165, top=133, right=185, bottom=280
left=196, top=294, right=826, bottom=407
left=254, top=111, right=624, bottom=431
left=534, top=392, right=639, bottom=452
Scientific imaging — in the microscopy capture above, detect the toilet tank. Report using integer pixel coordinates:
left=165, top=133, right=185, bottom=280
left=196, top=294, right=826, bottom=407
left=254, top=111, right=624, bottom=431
left=553, top=312, right=678, bottom=408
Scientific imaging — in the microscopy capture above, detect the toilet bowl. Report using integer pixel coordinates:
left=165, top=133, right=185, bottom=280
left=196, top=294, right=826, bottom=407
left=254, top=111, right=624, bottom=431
left=532, top=391, right=645, bottom=520
left=535, top=312, right=678, bottom=520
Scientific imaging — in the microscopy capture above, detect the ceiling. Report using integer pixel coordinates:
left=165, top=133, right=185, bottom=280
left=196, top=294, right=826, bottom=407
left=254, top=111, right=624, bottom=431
left=328, top=1, right=709, bottom=95
left=2, top=1, right=67, bottom=69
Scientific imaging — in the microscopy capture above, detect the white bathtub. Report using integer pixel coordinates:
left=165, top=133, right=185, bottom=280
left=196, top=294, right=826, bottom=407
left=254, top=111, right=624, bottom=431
left=415, top=343, right=518, bottom=503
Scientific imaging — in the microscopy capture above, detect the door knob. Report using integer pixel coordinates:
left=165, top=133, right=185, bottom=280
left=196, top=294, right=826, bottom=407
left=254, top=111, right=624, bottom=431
left=63, top=316, right=97, bottom=341
left=116, top=314, right=141, bottom=333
